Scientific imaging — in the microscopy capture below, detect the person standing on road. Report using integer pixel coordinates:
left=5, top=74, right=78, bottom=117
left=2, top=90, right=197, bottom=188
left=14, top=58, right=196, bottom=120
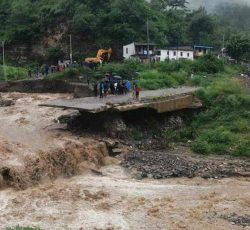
left=94, top=82, right=98, bottom=97
left=110, top=81, right=115, bottom=95
left=114, top=81, right=118, bottom=95
left=100, top=81, right=104, bottom=98
left=134, top=84, right=141, bottom=101
left=104, top=81, right=109, bottom=97
left=45, top=64, right=49, bottom=77
left=35, top=67, right=39, bottom=78
left=28, top=69, right=32, bottom=78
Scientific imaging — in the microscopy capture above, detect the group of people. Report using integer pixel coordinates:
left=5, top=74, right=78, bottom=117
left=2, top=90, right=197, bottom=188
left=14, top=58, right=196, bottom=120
left=28, top=61, right=79, bottom=78
left=29, top=64, right=59, bottom=78
left=93, top=79, right=141, bottom=100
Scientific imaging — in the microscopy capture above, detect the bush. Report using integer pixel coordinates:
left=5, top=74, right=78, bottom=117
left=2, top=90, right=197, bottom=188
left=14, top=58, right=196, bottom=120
left=191, top=127, right=234, bottom=154
left=139, top=70, right=179, bottom=89
left=191, top=139, right=210, bottom=154
left=153, top=59, right=193, bottom=74
left=98, top=59, right=144, bottom=79
left=192, top=54, right=225, bottom=74
left=183, top=76, right=250, bottom=157
left=204, top=128, right=232, bottom=144
left=170, top=70, right=189, bottom=84
left=0, top=65, right=28, bottom=81
left=46, top=45, right=65, bottom=63
left=47, top=67, right=93, bottom=81
left=195, top=78, right=243, bottom=107
left=229, top=119, right=249, bottom=132
left=233, top=142, right=250, bottom=157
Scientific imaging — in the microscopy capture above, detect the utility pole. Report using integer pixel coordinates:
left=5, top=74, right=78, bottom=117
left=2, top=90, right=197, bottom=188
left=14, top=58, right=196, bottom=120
left=222, top=33, right=225, bottom=49
left=177, top=31, right=179, bottom=60
left=1, top=41, right=7, bottom=81
left=222, top=33, right=225, bottom=59
left=146, top=17, right=150, bottom=62
left=69, top=34, right=73, bottom=64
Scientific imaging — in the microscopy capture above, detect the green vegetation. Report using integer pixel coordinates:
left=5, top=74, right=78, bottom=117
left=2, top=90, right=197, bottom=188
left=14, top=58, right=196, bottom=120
left=0, top=0, right=249, bottom=63
left=47, top=67, right=92, bottom=81
left=0, top=65, right=28, bottom=81
left=139, top=68, right=189, bottom=90
left=180, top=76, right=250, bottom=157
left=97, top=59, right=144, bottom=79
left=94, top=55, right=227, bottom=90
left=227, top=34, right=250, bottom=61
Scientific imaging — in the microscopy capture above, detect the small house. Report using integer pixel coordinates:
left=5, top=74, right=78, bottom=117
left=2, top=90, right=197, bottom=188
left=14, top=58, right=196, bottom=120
left=193, top=45, right=213, bottom=58
left=123, top=42, right=157, bottom=61
left=155, top=46, right=194, bottom=61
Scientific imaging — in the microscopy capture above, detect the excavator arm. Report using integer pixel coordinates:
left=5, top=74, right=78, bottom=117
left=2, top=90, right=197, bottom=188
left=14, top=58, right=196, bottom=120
left=85, top=48, right=112, bottom=63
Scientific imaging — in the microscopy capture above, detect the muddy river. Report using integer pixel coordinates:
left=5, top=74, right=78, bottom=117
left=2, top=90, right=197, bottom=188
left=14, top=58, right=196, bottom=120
left=0, top=93, right=249, bottom=230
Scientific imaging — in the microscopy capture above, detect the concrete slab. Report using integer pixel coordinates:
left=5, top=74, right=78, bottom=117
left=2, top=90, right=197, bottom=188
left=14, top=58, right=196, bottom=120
left=40, top=87, right=201, bottom=113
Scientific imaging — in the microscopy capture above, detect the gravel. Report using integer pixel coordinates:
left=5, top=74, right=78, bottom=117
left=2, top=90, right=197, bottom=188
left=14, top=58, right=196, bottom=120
left=221, top=213, right=250, bottom=227
left=122, top=150, right=250, bottom=179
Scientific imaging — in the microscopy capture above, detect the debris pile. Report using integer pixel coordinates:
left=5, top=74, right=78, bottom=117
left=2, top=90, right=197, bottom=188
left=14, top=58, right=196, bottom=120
left=221, top=213, right=250, bottom=227
left=122, top=150, right=250, bottom=179
left=104, top=139, right=124, bottom=156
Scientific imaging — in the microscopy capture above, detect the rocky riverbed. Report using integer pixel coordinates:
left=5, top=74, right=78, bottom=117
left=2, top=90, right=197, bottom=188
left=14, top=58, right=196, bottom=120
left=122, top=148, right=250, bottom=179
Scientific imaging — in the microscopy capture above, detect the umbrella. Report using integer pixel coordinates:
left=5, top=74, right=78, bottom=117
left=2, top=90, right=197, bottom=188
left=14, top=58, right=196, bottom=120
left=113, top=75, right=122, bottom=80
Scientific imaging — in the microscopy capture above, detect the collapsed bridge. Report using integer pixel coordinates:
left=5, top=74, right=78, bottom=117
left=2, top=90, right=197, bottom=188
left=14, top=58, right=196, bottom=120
left=40, top=87, right=202, bottom=114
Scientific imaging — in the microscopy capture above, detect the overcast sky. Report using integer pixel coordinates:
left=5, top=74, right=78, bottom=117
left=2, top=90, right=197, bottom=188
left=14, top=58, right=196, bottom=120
left=188, top=0, right=250, bottom=12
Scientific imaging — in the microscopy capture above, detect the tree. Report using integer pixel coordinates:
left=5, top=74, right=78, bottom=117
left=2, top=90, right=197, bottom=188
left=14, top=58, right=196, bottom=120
left=167, top=0, right=188, bottom=9
left=215, top=3, right=250, bottom=33
left=150, top=0, right=188, bottom=10
left=227, top=34, right=250, bottom=61
left=189, top=8, right=216, bottom=44
left=0, top=0, right=248, bottom=62
left=4, top=0, right=39, bottom=42
left=46, top=45, right=65, bottom=63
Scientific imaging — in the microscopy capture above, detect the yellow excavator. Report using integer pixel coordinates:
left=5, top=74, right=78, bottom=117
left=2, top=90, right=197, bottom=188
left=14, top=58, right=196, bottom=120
left=85, top=48, right=112, bottom=64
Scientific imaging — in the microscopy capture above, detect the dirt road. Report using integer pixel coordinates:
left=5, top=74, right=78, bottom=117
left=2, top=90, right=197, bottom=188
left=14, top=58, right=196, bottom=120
left=0, top=93, right=249, bottom=230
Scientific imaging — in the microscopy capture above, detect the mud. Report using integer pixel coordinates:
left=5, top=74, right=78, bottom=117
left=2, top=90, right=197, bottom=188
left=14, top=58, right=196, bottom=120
left=122, top=148, right=250, bottom=179
left=61, top=107, right=198, bottom=144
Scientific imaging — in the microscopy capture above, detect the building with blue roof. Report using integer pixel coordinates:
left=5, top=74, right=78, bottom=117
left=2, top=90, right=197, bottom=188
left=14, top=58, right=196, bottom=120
left=193, top=45, right=213, bottom=58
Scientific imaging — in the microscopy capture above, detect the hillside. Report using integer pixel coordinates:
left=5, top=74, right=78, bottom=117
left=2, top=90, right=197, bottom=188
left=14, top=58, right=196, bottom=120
left=0, top=0, right=249, bottom=64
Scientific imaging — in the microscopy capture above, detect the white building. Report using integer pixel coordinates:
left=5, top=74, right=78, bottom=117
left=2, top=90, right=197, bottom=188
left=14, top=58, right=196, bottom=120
left=155, top=46, right=194, bottom=61
left=123, top=43, right=212, bottom=62
left=123, top=42, right=156, bottom=60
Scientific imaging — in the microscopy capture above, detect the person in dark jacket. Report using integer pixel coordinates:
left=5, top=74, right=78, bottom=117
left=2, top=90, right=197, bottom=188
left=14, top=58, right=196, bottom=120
left=94, top=82, right=98, bottom=97
left=99, top=81, right=104, bottom=98
left=45, top=64, right=49, bottom=76
left=110, top=82, right=115, bottom=95
left=104, top=81, right=109, bottom=97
